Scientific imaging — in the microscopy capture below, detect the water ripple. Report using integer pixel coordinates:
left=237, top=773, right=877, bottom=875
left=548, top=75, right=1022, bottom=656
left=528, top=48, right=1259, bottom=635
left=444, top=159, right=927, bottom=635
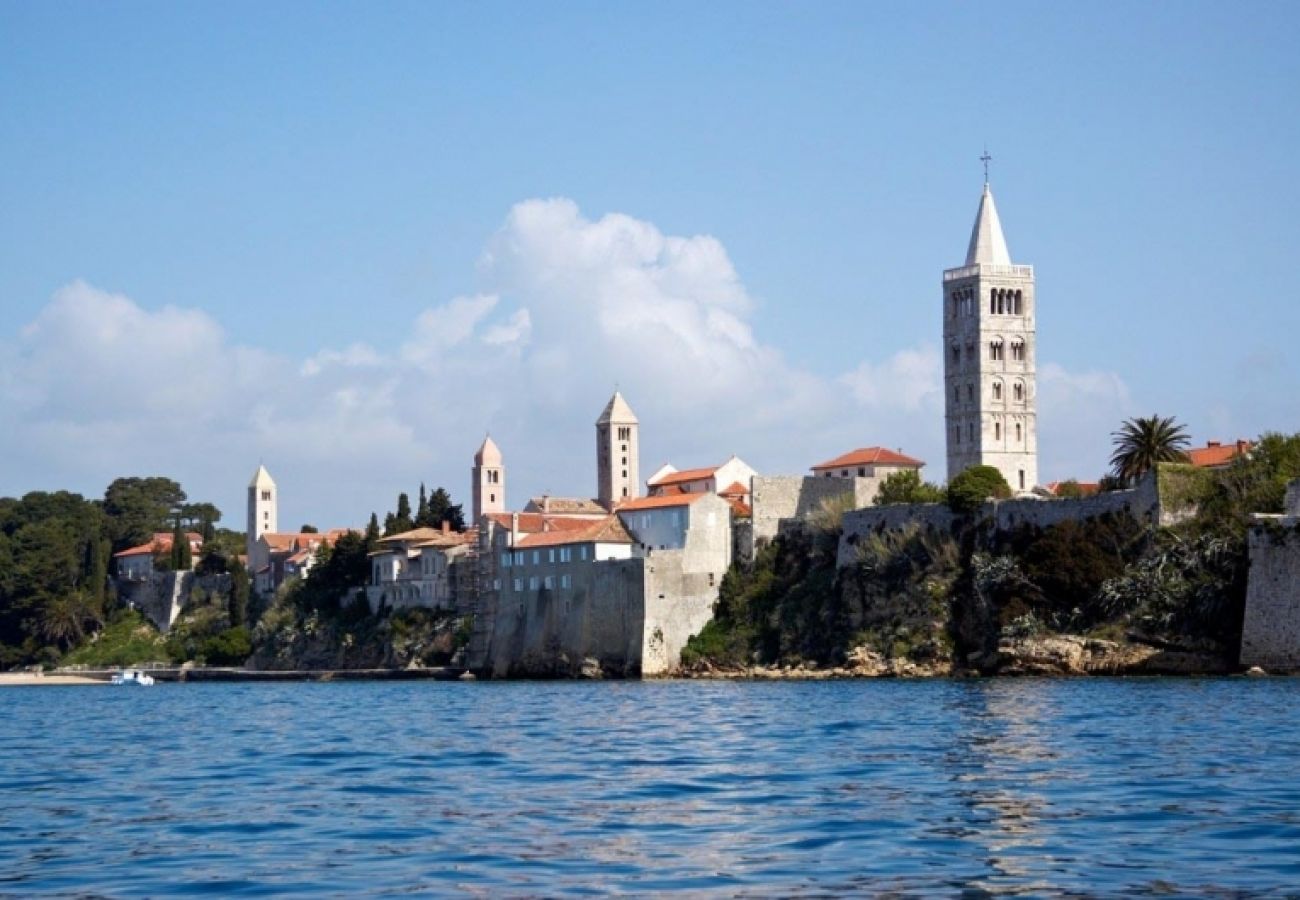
left=2, top=678, right=1299, bottom=895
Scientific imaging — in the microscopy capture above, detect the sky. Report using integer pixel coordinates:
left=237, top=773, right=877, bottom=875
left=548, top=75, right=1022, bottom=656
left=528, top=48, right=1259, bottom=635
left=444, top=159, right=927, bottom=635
left=2, top=1, right=1298, bottom=530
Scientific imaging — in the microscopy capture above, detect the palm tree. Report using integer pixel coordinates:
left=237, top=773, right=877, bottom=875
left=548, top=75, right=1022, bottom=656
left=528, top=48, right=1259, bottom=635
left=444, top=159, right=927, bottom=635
left=1109, top=415, right=1191, bottom=484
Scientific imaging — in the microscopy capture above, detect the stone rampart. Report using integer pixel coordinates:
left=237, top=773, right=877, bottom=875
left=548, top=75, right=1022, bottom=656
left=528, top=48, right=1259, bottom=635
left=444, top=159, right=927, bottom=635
left=642, top=554, right=719, bottom=675
left=1240, top=514, right=1300, bottom=670
left=114, top=572, right=232, bottom=632
left=752, top=476, right=875, bottom=548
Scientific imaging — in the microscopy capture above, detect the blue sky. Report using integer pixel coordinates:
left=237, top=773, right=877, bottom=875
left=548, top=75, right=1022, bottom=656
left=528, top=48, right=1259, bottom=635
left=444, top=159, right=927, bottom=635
left=2, top=1, right=1298, bottom=528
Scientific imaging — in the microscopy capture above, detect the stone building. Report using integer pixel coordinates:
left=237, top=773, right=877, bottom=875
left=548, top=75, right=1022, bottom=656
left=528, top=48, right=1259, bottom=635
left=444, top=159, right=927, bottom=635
left=943, top=180, right=1038, bottom=492
left=596, top=391, right=640, bottom=508
left=646, top=455, right=758, bottom=507
left=471, top=436, right=506, bottom=522
left=810, top=446, right=925, bottom=505
left=1239, top=480, right=1300, bottom=670
left=366, top=524, right=477, bottom=614
left=247, top=464, right=278, bottom=562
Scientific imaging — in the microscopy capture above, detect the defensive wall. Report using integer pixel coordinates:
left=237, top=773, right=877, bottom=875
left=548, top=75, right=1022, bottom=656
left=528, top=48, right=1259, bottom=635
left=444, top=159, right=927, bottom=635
left=1240, top=480, right=1300, bottom=670
left=114, top=572, right=232, bottom=632
left=751, top=476, right=877, bottom=548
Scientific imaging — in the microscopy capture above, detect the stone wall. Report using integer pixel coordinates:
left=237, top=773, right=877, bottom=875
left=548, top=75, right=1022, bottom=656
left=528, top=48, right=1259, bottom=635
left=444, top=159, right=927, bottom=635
left=1240, top=514, right=1300, bottom=670
left=751, top=476, right=876, bottom=548
left=1287, top=481, right=1300, bottom=516
left=115, top=572, right=232, bottom=632
left=641, top=554, right=722, bottom=675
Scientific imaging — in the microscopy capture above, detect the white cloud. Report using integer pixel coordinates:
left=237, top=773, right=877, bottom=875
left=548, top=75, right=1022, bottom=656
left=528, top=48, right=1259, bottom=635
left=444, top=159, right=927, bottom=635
left=0, top=200, right=1139, bottom=524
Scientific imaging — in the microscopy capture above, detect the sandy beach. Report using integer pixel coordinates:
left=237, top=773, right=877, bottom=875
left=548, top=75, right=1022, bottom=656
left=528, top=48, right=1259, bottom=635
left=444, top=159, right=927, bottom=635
left=0, top=673, right=107, bottom=687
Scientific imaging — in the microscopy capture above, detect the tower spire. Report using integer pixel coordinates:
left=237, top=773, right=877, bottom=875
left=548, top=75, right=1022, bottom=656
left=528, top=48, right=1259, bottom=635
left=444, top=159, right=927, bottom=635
left=980, top=147, right=992, bottom=186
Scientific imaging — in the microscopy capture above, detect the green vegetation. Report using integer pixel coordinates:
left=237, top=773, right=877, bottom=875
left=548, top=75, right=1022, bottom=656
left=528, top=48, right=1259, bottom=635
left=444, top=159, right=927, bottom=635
left=0, top=477, right=228, bottom=668
left=1054, top=479, right=1085, bottom=500
left=874, top=469, right=946, bottom=506
left=1109, top=414, right=1190, bottom=485
left=61, top=609, right=170, bottom=668
left=946, top=465, right=1012, bottom=513
left=382, top=484, right=466, bottom=536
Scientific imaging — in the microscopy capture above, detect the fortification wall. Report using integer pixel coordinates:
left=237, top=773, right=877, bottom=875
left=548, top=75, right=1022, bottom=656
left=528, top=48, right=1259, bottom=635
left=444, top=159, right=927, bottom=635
left=114, top=572, right=232, bottom=632
left=1240, top=515, right=1300, bottom=670
left=642, top=554, right=719, bottom=675
left=752, top=476, right=875, bottom=547
left=838, top=504, right=955, bottom=567
left=479, top=558, right=646, bottom=678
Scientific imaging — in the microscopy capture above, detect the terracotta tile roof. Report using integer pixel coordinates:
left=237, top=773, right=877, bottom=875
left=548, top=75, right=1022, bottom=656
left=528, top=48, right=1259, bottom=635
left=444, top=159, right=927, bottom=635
left=483, top=513, right=595, bottom=534
left=811, top=447, right=924, bottom=471
left=1187, top=440, right=1252, bottom=469
left=728, top=499, right=752, bottom=517
left=718, top=481, right=749, bottom=497
left=1044, top=481, right=1100, bottom=497
left=113, top=531, right=204, bottom=558
left=515, top=515, right=634, bottom=548
left=616, top=493, right=709, bottom=511
left=286, top=549, right=313, bottom=565
left=379, top=526, right=453, bottom=544
left=523, top=496, right=608, bottom=515
left=648, top=466, right=719, bottom=487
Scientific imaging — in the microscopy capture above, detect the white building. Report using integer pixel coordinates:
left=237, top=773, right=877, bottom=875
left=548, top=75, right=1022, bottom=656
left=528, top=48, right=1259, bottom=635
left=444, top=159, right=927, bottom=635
left=366, top=525, right=477, bottom=613
left=113, top=531, right=204, bottom=581
left=943, top=178, right=1039, bottom=492
left=646, top=455, right=758, bottom=508
left=810, top=446, right=925, bottom=504
left=247, top=465, right=278, bottom=563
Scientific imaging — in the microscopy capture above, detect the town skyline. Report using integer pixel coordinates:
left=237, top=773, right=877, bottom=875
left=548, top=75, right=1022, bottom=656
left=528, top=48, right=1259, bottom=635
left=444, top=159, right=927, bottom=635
left=2, top=3, right=1298, bottom=527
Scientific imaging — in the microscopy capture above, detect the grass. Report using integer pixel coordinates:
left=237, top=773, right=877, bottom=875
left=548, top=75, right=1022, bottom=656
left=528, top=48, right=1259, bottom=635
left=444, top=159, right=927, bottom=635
left=62, top=610, right=172, bottom=668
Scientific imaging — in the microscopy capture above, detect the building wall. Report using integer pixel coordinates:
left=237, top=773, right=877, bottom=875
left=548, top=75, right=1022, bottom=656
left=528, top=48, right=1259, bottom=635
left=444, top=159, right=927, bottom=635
left=1240, top=513, right=1300, bottom=670
left=597, top=419, right=639, bottom=507
left=641, top=556, right=720, bottom=675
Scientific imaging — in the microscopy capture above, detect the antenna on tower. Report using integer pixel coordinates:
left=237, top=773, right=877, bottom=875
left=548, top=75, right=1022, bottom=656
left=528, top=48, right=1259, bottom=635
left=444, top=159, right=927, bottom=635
left=980, top=147, right=993, bottom=186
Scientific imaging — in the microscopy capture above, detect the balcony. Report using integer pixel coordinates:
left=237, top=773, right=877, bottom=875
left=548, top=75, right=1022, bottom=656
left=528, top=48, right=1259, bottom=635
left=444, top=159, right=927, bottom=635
left=943, top=263, right=1034, bottom=282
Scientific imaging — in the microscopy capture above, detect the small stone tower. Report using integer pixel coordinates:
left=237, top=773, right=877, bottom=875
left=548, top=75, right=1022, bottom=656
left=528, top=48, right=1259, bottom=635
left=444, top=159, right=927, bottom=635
left=596, top=391, right=639, bottom=508
left=472, top=435, right=506, bottom=523
left=943, top=178, right=1038, bottom=492
left=247, top=464, right=278, bottom=561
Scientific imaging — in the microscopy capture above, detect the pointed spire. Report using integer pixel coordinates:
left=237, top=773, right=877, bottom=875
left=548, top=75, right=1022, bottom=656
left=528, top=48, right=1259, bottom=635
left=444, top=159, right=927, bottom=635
left=596, top=390, right=638, bottom=425
left=474, top=434, right=502, bottom=466
left=249, top=464, right=275, bottom=489
left=965, top=183, right=1012, bottom=267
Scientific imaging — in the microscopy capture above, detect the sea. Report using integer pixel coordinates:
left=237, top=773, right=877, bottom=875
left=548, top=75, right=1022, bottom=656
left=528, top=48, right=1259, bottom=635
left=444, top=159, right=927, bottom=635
left=2, top=678, right=1299, bottom=897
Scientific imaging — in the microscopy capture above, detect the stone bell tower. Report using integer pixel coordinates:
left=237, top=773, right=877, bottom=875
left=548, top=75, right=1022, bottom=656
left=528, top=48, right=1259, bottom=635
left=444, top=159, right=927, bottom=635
left=942, top=166, right=1038, bottom=493
left=596, top=391, right=639, bottom=507
left=472, top=435, right=505, bottom=522
left=247, top=464, right=278, bottom=562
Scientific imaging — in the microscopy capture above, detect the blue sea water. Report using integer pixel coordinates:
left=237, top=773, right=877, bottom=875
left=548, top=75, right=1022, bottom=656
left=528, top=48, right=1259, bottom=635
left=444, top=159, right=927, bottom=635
left=2, top=678, right=1299, bottom=897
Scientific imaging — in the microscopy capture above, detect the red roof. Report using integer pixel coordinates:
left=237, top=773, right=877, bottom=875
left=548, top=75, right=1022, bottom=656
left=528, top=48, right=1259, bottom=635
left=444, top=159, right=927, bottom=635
left=616, top=493, right=709, bottom=511
left=515, top=516, right=634, bottom=548
left=1187, top=440, right=1252, bottom=469
left=483, top=513, right=595, bottom=534
left=811, top=447, right=924, bottom=471
left=1044, top=481, right=1100, bottom=497
left=113, top=531, right=203, bottom=559
left=718, top=481, right=749, bottom=497
left=648, top=466, right=718, bottom=487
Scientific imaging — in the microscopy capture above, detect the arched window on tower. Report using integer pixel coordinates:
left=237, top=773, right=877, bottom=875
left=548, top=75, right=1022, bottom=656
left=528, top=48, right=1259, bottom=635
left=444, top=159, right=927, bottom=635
left=1011, top=340, right=1025, bottom=362
left=1014, top=290, right=1023, bottom=315
left=951, top=344, right=961, bottom=365
left=1014, top=382, right=1025, bottom=402
left=1015, top=423, right=1022, bottom=442
left=990, top=340, right=1004, bottom=361
left=994, top=421, right=1002, bottom=440
left=998, top=290, right=1006, bottom=315
left=992, top=382, right=1003, bottom=401
left=967, top=384, right=975, bottom=402
left=990, top=289, right=997, bottom=315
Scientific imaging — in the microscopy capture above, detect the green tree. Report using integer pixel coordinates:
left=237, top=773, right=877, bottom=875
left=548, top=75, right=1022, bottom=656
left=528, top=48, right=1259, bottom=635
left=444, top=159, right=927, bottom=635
left=300, top=524, right=318, bottom=534
left=415, top=483, right=432, bottom=527
left=1109, top=415, right=1190, bottom=485
left=103, top=477, right=187, bottom=552
left=386, top=493, right=414, bottom=536
left=1055, top=479, right=1084, bottom=500
left=875, top=469, right=946, bottom=506
left=947, top=465, right=1012, bottom=514
left=228, top=558, right=251, bottom=627
left=169, top=522, right=192, bottom=570
left=425, top=487, right=466, bottom=532
left=365, top=513, right=381, bottom=544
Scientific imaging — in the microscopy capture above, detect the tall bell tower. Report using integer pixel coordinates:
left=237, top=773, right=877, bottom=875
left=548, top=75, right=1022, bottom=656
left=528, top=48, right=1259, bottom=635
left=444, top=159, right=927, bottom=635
left=247, top=464, right=278, bottom=561
left=596, top=391, right=639, bottom=508
left=472, top=436, right=505, bottom=522
left=942, top=162, right=1038, bottom=493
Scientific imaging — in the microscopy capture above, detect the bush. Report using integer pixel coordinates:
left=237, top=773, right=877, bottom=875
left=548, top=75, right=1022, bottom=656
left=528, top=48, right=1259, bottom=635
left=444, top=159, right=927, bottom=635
left=947, top=465, right=1012, bottom=514
left=199, top=627, right=252, bottom=666
left=875, top=469, right=946, bottom=506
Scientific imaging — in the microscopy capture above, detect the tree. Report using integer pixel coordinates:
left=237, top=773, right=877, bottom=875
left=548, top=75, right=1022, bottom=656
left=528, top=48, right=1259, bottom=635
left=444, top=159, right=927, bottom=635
left=228, top=558, right=251, bottom=627
left=386, top=493, right=414, bottom=536
left=300, top=524, right=318, bottom=534
left=103, top=477, right=187, bottom=552
left=875, top=470, right=946, bottom=506
left=425, top=487, right=466, bottom=532
left=365, top=513, right=381, bottom=544
left=415, top=483, right=432, bottom=527
left=1109, top=415, right=1190, bottom=485
left=947, top=465, right=1012, bottom=514
left=1055, top=480, right=1085, bottom=500
left=169, top=522, right=192, bottom=571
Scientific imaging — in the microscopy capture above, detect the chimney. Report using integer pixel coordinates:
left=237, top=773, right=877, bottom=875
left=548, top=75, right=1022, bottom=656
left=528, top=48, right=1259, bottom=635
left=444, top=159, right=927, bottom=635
left=1237, top=439, right=1249, bottom=454
left=1207, top=441, right=1221, bottom=448
left=510, top=512, right=519, bottom=546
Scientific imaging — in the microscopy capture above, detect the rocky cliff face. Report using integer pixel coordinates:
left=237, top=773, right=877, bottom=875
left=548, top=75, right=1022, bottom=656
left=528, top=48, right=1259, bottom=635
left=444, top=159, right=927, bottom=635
left=247, top=605, right=467, bottom=671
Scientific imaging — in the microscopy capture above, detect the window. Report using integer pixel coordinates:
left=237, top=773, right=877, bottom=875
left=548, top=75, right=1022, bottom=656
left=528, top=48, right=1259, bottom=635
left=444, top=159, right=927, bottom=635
left=548, top=549, right=556, bottom=563
left=951, top=344, right=961, bottom=364
left=622, top=457, right=626, bottom=465
left=993, top=382, right=1003, bottom=401
left=543, top=576, right=554, bottom=589
left=622, top=470, right=627, bottom=478
left=995, top=421, right=1002, bottom=440
left=1014, top=382, right=1025, bottom=402
left=261, top=490, right=271, bottom=501
left=954, top=424, right=961, bottom=445
left=561, top=574, right=571, bottom=589
left=1011, top=341, right=1025, bottom=362
left=580, top=546, right=588, bottom=561
left=954, top=385, right=960, bottom=403
left=842, top=469, right=849, bottom=477
left=490, top=493, right=495, bottom=503
left=968, top=423, right=974, bottom=441
left=858, top=468, right=866, bottom=477
left=532, top=551, right=539, bottom=565
left=493, top=578, right=501, bottom=590
left=990, top=340, right=1004, bottom=361
left=513, top=578, right=522, bottom=592
left=1014, top=291, right=1023, bottom=315
left=1019, top=470, right=1026, bottom=490
left=263, top=511, right=269, bottom=521
left=529, top=577, right=539, bottom=590
left=514, top=551, right=523, bottom=565
left=967, top=384, right=974, bottom=402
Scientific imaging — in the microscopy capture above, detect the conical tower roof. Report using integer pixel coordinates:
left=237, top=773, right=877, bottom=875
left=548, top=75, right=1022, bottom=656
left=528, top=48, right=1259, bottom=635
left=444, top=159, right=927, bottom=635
left=474, top=435, right=502, bottom=466
left=596, top=390, right=638, bottom=425
left=965, top=183, right=1012, bottom=266
left=249, top=464, right=275, bottom=489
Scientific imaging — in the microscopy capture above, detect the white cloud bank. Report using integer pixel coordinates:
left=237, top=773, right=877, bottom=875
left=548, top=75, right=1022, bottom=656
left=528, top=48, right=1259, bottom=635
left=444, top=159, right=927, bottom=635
left=0, top=199, right=1132, bottom=525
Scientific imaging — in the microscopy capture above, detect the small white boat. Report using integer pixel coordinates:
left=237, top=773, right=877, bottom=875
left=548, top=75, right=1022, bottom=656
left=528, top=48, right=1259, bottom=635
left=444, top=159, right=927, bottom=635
left=111, top=669, right=156, bottom=686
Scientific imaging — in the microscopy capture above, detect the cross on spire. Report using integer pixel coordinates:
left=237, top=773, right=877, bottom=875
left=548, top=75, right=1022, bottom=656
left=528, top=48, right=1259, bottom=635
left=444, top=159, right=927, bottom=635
left=980, top=147, right=992, bottom=185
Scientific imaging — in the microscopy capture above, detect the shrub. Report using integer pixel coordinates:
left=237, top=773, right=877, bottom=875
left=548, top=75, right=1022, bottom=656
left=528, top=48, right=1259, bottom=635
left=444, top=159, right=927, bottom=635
left=947, top=465, right=1012, bottom=514
left=875, top=469, right=946, bottom=506
left=198, top=626, right=251, bottom=666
